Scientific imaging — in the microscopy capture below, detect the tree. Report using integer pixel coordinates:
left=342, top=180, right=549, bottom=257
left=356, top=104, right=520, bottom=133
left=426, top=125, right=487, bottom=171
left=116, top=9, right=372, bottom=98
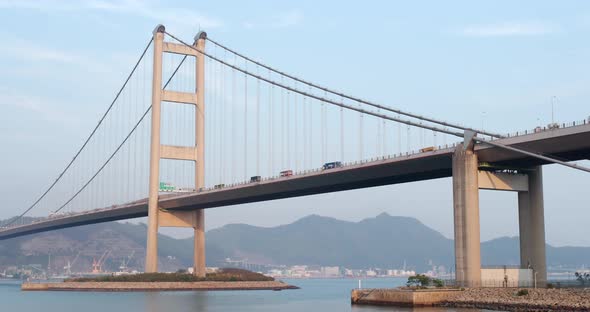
left=575, top=272, right=590, bottom=286
left=406, top=274, right=431, bottom=287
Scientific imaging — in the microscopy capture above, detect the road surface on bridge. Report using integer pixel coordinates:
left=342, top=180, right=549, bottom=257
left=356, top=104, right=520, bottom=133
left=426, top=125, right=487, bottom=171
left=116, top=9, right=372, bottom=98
left=1, top=122, right=589, bottom=240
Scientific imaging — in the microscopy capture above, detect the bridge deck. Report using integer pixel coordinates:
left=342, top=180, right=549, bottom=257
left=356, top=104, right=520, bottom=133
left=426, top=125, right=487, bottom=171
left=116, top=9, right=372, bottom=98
left=1, top=122, right=589, bottom=240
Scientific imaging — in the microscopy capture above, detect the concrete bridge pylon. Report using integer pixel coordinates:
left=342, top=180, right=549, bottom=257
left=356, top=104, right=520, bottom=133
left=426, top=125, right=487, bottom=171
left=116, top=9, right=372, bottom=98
left=145, top=25, right=207, bottom=277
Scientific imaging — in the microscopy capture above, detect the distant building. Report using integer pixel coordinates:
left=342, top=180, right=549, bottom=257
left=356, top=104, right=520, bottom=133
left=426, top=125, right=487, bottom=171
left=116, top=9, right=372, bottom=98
left=321, top=266, right=340, bottom=277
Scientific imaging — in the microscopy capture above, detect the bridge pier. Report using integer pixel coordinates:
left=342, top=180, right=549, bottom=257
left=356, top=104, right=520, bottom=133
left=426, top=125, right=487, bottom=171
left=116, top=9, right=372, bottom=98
left=518, top=166, right=547, bottom=286
left=452, top=144, right=481, bottom=287
left=453, top=137, right=547, bottom=287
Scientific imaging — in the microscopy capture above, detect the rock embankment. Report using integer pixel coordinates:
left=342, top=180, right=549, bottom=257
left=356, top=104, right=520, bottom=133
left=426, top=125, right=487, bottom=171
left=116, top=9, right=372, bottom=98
left=22, top=281, right=298, bottom=292
left=443, top=288, right=590, bottom=311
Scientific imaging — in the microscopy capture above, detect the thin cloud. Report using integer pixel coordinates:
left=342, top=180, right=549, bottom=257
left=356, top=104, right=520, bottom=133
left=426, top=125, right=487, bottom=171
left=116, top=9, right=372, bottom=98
left=0, top=37, right=112, bottom=73
left=243, top=9, right=304, bottom=29
left=0, top=94, right=78, bottom=125
left=0, top=0, right=72, bottom=10
left=458, top=22, right=559, bottom=37
left=273, top=9, right=303, bottom=28
left=0, top=0, right=223, bottom=29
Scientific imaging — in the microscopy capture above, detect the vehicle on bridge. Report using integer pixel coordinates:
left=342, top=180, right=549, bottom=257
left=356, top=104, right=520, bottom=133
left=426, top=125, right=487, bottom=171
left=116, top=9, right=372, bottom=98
left=419, top=146, right=436, bottom=153
left=280, top=170, right=293, bottom=177
left=159, top=182, right=176, bottom=192
left=322, top=161, right=343, bottom=170
left=173, top=187, right=195, bottom=193
left=48, top=212, right=65, bottom=219
left=214, top=184, right=225, bottom=189
left=250, top=176, right=261, bottom=183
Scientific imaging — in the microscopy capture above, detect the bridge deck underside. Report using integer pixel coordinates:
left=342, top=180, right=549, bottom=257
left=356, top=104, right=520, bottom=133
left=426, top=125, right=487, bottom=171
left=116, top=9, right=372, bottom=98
left=1, top=123, right=589, bottom=240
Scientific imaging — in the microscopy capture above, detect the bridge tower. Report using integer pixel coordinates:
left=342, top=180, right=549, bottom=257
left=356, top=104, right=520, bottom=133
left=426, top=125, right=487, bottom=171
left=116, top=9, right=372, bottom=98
left=453, top=132, right=547, bottom=287
left=145, top=25, right=207, bottom=276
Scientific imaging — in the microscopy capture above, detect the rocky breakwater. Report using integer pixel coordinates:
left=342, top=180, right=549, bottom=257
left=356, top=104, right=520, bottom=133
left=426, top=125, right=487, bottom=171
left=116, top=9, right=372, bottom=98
left=443, top=288, right=590, bottom=311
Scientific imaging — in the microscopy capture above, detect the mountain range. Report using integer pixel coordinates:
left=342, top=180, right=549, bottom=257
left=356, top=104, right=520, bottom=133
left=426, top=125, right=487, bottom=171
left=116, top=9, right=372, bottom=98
left=1, top=213, right=589, bottom=273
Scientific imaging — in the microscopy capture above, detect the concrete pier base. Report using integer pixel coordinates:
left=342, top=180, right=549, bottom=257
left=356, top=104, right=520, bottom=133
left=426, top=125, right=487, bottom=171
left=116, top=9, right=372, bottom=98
left=518, top=166, right=547, bottom=286
left=452, top=145, right=481, bottom=287
left=351, top=289, right=461, bottom=307
left=193, top=209, right=205, bottom=277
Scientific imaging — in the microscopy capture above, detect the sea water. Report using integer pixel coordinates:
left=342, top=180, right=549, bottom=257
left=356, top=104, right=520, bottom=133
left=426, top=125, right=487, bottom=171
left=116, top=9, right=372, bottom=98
left=0, top=278, right=497, bottom=311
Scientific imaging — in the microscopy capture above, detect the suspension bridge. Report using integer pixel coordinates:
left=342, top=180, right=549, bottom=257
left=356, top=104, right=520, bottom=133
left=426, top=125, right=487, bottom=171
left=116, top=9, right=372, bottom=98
left=1, top=25, right=589, bottom=287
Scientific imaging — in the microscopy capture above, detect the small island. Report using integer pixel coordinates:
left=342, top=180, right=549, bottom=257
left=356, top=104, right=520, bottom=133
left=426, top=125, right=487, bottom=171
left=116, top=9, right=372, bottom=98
left=21, top=268, right=298, bottom=292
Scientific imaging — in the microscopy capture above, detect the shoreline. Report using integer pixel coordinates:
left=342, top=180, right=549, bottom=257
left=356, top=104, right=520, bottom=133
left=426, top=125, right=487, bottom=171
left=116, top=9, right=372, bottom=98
left=352, top=287, right=590, bottom=311
left=22, top=281, right=299, bottom=292
left=441, top=288, right=590, bottom=312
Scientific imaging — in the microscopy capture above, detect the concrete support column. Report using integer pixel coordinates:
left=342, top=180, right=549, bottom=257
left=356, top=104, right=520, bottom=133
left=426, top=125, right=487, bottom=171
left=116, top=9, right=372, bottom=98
left=518, top=192, right=531, bottom=269
left=145, top=25, right=165, bottom=273
left=518, top=166, right=547, bottom=286
left=452, top=145, right=481, bottom=287
left=194, top=209, right=205, bottom=277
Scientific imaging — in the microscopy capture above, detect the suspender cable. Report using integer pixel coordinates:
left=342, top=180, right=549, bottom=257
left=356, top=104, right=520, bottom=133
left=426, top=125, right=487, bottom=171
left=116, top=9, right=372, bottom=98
left=205, top=37, right=505, bottom=139
left=407, top=126, right=411, bottom=153
left=270, top=70, right=275, bottom=176
left=302, top=96, right=307, bottom=169
left=322, top=92, right=327, bottom=163
left=256, top=68, right=261, bottom=176
left=359, top=101, right=363, bottom=161
left=169, top=32, right=590, bottom=174
left=375, top=109, right=381, bottom=156
left=166, top=32, right=472, bottom=137
left=220, top=51, right=226, bottom=184
left=397, top=115, right=401, bottom=154
left=340, top=96, right=344, bottom=161
left=281, top=76, right=285, bottom=169
left=287, top=89, right=291, bottom=169
left=294, top=82, right=298, bottom=171
left=244, top=64, right=248, bottom=181
left=53, top=47, right=192, bottom=214
left=381, top=119, right=388, bottom=156
left=2, top=37, right=154, bottom=227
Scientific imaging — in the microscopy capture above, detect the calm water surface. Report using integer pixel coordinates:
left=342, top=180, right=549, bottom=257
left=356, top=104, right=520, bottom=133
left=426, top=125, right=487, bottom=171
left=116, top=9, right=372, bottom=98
left=0, top=278, right=497, bottom=311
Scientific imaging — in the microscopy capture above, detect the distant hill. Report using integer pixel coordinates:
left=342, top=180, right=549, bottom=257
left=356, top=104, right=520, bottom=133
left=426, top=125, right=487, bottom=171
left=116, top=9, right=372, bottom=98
left=205, top=213, right=454, bottom=271
left=1, top=213, right=589, bottom=273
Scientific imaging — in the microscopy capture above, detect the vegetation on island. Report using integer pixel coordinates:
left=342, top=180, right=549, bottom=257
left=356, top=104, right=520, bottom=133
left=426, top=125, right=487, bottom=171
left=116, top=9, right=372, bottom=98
left=575, top=272, right=590, bottom=286
left=406, top=274, right=444, bottom=288
left=65, top=268, right=274, bottom=283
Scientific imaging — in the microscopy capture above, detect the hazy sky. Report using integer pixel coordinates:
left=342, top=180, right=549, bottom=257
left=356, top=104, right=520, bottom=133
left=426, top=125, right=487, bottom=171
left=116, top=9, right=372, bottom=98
left=0, top=1, right=589, bottom=246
